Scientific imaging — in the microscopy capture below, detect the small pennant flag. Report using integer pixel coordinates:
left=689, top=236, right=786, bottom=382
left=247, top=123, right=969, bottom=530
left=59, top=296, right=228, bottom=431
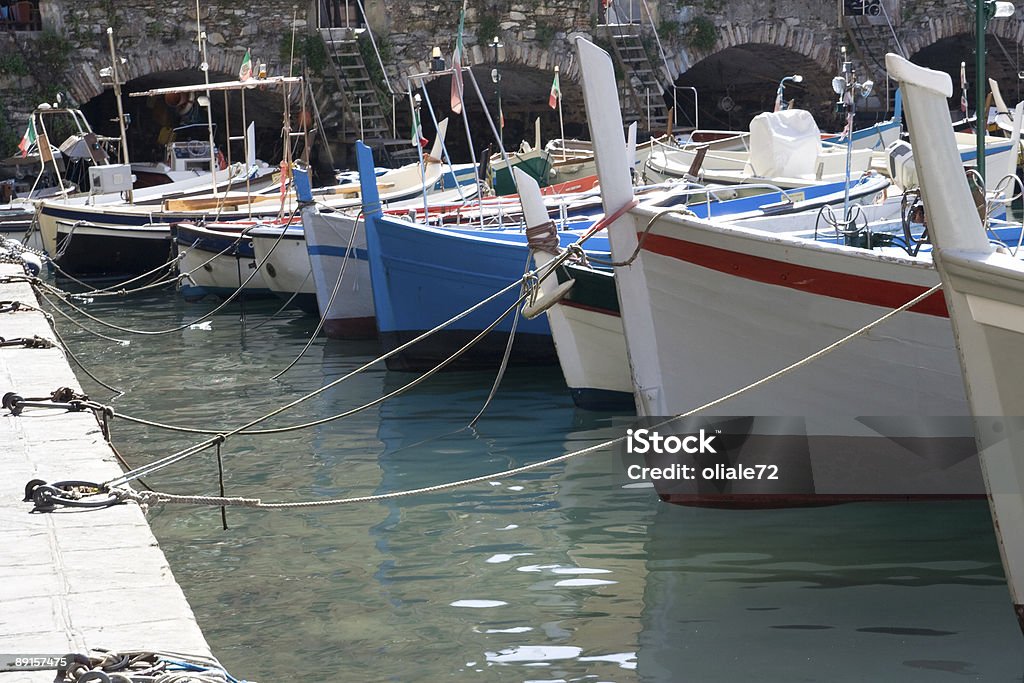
left=548, top=68, right=560, bottom=110
left=17, top=118, right=36, bottom=157
left=451, top=9, right=465, bottom=114
left=239, top=48, right=253, bottom=82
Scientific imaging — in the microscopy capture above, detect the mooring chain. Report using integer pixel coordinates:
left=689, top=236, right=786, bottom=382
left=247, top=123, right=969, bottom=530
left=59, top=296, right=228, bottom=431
left=7, top=647, right=237, bottom=682
left=3, top=387, right=92, bottom=416
left=0, top=335, right=54, bottom=349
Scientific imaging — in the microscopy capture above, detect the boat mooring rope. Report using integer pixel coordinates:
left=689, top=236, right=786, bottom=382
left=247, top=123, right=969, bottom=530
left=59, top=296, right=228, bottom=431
left=269, top=208, right=363, bottom=380
left=102, top=281, right=942, bottom=512
left=0, top=294, right=124, bottom=394
left=100, top=283, right=536, bottom=489
left=30, top=210, right=300, bottom=337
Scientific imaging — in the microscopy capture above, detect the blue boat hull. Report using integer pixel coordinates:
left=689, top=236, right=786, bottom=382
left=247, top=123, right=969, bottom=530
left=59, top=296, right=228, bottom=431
left=366, top=217, right=609, bottom=371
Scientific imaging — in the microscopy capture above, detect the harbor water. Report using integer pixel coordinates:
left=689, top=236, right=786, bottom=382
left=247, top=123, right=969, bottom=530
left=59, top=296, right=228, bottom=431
left=58, top=290, right=1024, bottom=681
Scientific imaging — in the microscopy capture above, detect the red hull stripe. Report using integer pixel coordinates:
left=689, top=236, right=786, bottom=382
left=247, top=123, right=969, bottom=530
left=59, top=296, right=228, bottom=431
left=641, top=232, right=949, bottom=318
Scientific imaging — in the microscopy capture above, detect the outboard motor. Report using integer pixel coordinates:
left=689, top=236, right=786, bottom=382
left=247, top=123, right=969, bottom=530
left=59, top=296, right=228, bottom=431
left=887, top=139, right=918, bottom=189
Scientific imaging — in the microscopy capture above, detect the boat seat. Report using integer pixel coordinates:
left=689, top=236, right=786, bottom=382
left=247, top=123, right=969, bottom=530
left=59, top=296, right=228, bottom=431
left=748, top=109, right=822, bottom=178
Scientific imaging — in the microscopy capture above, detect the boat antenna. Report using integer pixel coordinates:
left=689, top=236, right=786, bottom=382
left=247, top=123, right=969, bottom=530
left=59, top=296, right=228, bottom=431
left=106, top=27, right=133, bottom=203
left=832, top=46, right=872, bottom=225
left=196, top=0, right=218, bottom=198
left=289, top=5, right=298, bottom=78
left=408, top=87, right=430, bottom=221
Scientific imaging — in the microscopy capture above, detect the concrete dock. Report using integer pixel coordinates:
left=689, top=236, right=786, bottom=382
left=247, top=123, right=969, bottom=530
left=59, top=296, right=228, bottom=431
left=0, top=263, right=215, bottom=681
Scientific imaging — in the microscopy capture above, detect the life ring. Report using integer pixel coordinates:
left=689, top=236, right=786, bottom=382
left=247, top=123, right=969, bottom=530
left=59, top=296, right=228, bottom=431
left=176, top=93, right=195, bottom=116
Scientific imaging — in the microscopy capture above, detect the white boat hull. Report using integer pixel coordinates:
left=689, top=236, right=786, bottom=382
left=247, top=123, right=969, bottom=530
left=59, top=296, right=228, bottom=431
left=250, top=229, right=318, bottom=314
left=573, top=36, right=987, bottom=504
left=301, top=207, right=376, bottom=338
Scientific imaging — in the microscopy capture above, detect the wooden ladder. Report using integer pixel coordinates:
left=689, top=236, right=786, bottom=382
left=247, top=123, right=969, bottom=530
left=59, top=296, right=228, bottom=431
left=319, top=27, right=394, bottom=145
left=602, top=25, right=669, bottom=134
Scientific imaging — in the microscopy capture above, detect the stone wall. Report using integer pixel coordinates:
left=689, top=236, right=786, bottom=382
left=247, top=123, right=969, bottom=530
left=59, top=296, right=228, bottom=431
left=2, top=0, right=1024, bottom=148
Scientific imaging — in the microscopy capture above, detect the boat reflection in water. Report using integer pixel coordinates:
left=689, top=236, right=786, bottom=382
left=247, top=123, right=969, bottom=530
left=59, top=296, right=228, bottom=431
left=638, top=499, right=1023, bottom=680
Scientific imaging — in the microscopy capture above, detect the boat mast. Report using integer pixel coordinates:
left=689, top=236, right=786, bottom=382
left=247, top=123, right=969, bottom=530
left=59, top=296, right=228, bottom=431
left=106, top=27, right=133, bottom=203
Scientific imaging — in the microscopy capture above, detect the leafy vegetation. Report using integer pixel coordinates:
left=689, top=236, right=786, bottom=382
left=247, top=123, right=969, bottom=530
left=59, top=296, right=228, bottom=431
left=0, top=52, right=28, bottom=77
left=281, top=34, right=329, bottom=75
left=535, top=19, right=556, bottom=47
left=658, top=18, right=681, bottom=38
left=32, top=30, right=72, bottom=75
left=478, top=15, right=501, bottom=44
left=684, top=15, right=716, bottom=52
left=0, top=102, right=18, bottom=154
left=358, top=31, right=393, bottom=96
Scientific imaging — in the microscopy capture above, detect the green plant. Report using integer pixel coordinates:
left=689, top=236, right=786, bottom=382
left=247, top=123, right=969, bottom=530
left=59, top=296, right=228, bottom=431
left=475, top=15, right=499, bottom=45
left=535, top=19, right=556, bottom=47
left=281, top=34, right=329, bottom=75
left=478, top=15, right=501, bottom=44
left=0, top=52, right=28, bottom=77
left=658, top=18, right=681, bottom=38
left=146, top=20, right=165, bottom=39
left=0, top=102, right=18, bottom=154
left=357, top=31, right=392, bottom=95
left=31, top=31, right=72, bottom=75
left=684, top=15, right=716, bottom=52
left=99, top=0, right=121, bottom=32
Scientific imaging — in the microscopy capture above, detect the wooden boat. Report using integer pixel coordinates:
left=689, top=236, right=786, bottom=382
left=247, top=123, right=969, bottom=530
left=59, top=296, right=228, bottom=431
left=356, top=141, right=616, bottom=370
left=299, top=167, right=480, bottom=338
left=520, top=169, right=896, bottom=412
left=544, top=132, right=672, bottom=185
left=888, top=52, right=1024, bottom=634
left=174, top=219, right=276, bottom=300
left=643, top=110, right=877, bottom=188
left=38, top=119, right=455, bottom=279
left=567, top=36, right=1024, bottom=504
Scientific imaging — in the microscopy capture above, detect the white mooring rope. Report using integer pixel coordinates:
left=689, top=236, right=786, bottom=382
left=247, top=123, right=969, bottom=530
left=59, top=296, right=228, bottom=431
left=110, top=281, right=944, bottom=511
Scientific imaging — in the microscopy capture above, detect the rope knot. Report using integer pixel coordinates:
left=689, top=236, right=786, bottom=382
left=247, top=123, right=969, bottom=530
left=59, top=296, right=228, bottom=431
left=525, top=220, right=561, bottom=255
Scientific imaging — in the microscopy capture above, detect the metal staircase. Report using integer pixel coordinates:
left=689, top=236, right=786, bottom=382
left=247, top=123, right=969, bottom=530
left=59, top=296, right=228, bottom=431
left=601, top=24, right=670, bottom=134
left=318, top=27, right=418, bottom=166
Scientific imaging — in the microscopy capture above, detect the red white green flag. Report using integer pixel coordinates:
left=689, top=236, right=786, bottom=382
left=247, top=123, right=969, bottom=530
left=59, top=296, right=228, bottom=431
left=548, top=69, right=560, bottom=110
left=17, top=118, right=36, bottom=157
left=239, top=49, right=253, bottom=81
left=411, top=107, right=428, bottom=148
left=450, top=9, right=465, bottom=114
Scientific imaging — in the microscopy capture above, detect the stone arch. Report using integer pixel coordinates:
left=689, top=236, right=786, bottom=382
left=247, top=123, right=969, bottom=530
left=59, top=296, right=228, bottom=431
left=395, top=33, right=580, bottom=93
left=663, top=21, right=839, bottom=82
left=65, top=45, right=253, bottom=106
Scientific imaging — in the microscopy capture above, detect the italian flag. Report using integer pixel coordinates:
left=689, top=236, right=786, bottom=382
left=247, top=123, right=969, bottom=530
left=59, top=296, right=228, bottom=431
left=239, top=49, right=253, bottom=81
left=411, top=108, right=427, bottom=148
left=18, top=118, right=36, bottom=157
left=548, top=69, right=560, bottom=110
left=450, top=9, right=465, bottom=114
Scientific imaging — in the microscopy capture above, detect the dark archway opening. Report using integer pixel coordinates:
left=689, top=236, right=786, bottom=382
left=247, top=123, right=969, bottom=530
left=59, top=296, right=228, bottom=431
left=912, top=33, right=1024, bottom=118
left=674, top=45, right=845, bottom=133
left=387, top=64, right=587, bottom=166
left=80, top=70, right=297, bottom=170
